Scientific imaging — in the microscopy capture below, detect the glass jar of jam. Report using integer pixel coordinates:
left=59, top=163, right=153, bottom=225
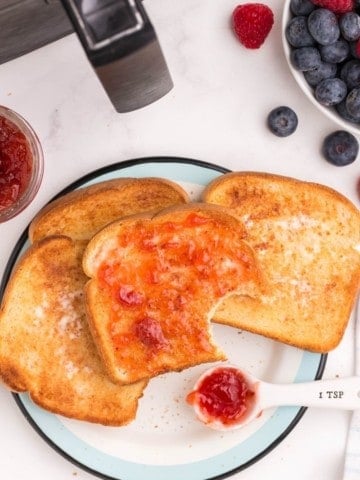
left=0, top=106, right=44, bottom=222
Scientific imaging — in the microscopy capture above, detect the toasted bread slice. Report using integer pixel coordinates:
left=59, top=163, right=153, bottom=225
left=202, top=172, right=360, bottom=352
left=82, top=203, right=262, bottom=385
left=0, top=177, right=189, bottom=424
left=29, top=177, right=189, bottom=243
left=0, top=236, right=147, bottom=425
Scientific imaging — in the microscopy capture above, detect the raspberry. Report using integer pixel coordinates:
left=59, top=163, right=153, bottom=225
left=232, top=3, right=274, bottom=49
left=310, top=0, right=354, bottom=14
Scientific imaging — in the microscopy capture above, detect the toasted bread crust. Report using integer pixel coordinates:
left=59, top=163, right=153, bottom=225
left=29, top=177, right=189, bottom=243
left=0, top=236, right=147, bottom=425
left=83, top=202, right=250, bottom=276
left=203, top=172, right=360, bottom=352
left=202, top=171, right=360, bottom=219
left=83, top=203, right=262, bottom=384
left=0, top=177, right=190, bottom=425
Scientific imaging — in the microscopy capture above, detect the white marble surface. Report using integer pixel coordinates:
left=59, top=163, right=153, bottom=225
left=0, top=0, right=359, bottom=478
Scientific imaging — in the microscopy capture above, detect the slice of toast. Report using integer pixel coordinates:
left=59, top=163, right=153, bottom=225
left=0, top=236, right=147, bottom=425
left=82, top=203, right=262, bottom=385
left=0, top=177, right=189, bottom=424
left=202, top=172, right=360, bottom=352
left=29, top=177, right=189, bottom=243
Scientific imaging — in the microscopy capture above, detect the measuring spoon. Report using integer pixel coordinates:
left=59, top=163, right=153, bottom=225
left=187, top=364, right=360, bottom=431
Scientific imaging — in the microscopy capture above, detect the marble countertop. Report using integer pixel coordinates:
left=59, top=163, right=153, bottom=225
left=0, top=0, right=359, bottom=479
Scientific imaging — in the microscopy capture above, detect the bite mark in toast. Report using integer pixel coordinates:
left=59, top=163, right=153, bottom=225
left=82, top=203, right=262, bottom=385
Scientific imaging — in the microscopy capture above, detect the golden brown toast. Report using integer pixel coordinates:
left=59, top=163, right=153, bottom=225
left=0, top=236, right=146, bottom=425
left=82, top=203, right=262, bottom=385
left=202, top=172, right=360, bottom=352
left=29, top=177, right=189, bottom=243
left=0, top=177, right=189, bottom=424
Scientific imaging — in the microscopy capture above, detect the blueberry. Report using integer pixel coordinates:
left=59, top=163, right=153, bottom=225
left=291, top=46, right=322, bottom=71
left=336, top=100, right=360, bottom=123
left=286, top=16, right=316, bottom=47
left=346, top=87, right=360, bottom=119
left=315, top=78, right=347, bottom=106
left=340, top=59, right=360, bottom=88
left=290, top=0, right=316, bottom=16
left=308, top=9, right=340, bottom=46
left=267, top=106, right=298, bottom=137
left=322, top=130, right=359, bottom=166
left=339, top=12, right=360, bottom=41
left=304, top=61, right=337, bottom=86
left=320, top=39, right=349, bottom=63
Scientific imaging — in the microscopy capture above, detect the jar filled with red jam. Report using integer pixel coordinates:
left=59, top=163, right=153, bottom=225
left=0, top=106, right=43, bottom=222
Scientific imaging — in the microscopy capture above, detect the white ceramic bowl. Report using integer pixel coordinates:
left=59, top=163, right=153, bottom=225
left=282, top=0, right=360, bottom=136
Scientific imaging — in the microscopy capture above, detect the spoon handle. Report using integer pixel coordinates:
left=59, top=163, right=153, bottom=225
left=259, top=376, right=360, bottom=411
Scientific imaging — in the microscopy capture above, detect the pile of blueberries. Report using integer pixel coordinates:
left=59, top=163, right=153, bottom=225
left=284, top=0, right=360, bottom=165
left=286, top=0, right=360, bottom=119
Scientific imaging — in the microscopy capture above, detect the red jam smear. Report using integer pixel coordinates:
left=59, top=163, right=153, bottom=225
left=187, top=367, right=256, bottom=426
left=0, top=115, right=33, bottom=211
left=97, top=213, right=259, bottom=377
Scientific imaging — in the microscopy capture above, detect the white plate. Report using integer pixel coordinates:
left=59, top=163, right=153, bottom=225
left=1, top=158, right=326, bottom=480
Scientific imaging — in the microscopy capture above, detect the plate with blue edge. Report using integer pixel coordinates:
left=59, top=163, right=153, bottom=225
left=1, top=157, right=326, bottom=480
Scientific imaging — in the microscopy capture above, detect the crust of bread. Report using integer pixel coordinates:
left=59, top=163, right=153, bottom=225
left=83, top=203, right=263, bottom=385
left=0, top=236, right=147, bottom=425
left=29, top=177, right=189, bottom=243
left=202, top=171, right=360, bottom=353
left=0, top=177, right=189, bottom=425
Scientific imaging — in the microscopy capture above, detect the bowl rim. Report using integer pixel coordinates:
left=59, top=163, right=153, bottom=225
left=282, top=0, right=360, bottom=137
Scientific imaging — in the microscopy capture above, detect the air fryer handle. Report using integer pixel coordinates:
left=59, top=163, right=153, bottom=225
left=59, top=0, right=156, bottom=67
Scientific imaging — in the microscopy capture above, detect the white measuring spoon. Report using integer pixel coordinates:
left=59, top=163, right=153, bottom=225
left=187, top=365, right=360, bottom=431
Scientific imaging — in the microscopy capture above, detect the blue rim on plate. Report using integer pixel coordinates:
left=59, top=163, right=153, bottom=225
left=0, top=157, right=327, bottom=480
